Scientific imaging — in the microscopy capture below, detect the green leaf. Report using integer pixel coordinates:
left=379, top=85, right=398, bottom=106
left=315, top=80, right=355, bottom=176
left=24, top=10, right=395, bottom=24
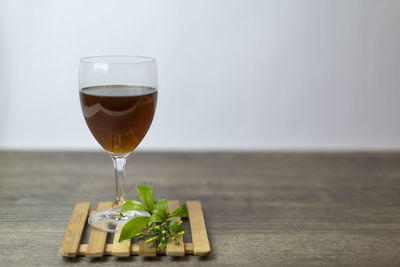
left=156, top=209, right=168, bottom=220
left=168, top=221, right=184, bottom=234
left=120, top=200, right=147, bottom=214
left=137, top=184, right=154, bottom=212
left=168, top=204, right=188, bottom=218
left=156, top=198, right=168, bottom=211
left=149, top=213, right=163, bottom=223
left=119, top=216, right=149, bottom=242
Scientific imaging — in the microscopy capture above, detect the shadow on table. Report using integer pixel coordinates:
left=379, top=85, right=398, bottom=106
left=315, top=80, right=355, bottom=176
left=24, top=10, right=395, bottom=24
left=62, top=252, right=214, bottom=263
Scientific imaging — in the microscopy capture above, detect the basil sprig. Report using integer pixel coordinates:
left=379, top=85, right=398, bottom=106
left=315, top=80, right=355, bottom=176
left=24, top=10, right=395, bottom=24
left=118, top=184, right=188, bottom=251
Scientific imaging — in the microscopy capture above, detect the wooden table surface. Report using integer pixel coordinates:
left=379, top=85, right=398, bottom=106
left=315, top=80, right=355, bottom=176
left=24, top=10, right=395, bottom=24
left=1, top=151, right=400, bottom=266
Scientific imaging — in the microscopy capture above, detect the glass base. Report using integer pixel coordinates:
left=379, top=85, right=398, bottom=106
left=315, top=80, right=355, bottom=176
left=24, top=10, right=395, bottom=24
left=88, top=207, right=150, bottom=233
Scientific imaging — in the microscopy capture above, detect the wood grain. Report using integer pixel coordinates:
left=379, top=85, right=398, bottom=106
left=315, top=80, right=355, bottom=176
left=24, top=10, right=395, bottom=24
left=187, top=201, right=210, bottom=256
left=2, top=151, right=400, bottom=266
left=139, top=233, right=157, bottom=256
left=59, top=202, right=90, bottom=257
left=111, top=224, right=131, bottom=257
left=86, top=202, right=113, bottom=257
left=78, top=243, right=193, bottom=256
left=166, top=200, right=185, bottom=256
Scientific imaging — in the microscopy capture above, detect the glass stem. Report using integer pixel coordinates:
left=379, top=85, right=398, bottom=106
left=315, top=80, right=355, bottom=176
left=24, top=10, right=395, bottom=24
left=110, top=154, right=128, bottom=208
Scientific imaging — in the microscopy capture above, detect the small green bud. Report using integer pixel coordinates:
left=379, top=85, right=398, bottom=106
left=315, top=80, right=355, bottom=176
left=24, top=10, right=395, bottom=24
left=162, top=230, right=166, bottom=234
left=155, top=225, right=160, bottom=230
left=147, top=236, right=157, bottom=242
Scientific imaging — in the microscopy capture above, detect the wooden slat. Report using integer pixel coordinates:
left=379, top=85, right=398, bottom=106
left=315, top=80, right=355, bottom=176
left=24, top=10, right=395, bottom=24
left=131, top=244, right=140, bottom=255
left=187, top=201, right=210, bottom=256
left=184, top=243, right=194, bottom=254
left=78, top=243, right=193, bottom=256
left=112, top=223, right=131, bottom=257
left=59, top=202, right=91, bottom=257
left=111, top=199, right=131, bottom=257
left=78, top=244, right=87, bottom=256
left=166, top=200, right=185, bottom=256
left=86, top=202, right=113, bottom=257
left=139, top=233, right=157, bottom=256
left=138, top=201, right=157, bottom=257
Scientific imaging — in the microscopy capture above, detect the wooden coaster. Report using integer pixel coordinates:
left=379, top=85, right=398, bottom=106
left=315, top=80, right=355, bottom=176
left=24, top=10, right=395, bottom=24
left=59, top=200, right=210, bottom=258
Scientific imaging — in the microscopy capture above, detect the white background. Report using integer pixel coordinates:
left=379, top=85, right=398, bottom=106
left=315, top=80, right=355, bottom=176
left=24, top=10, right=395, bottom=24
left=1, top=0, right=400, bottom=151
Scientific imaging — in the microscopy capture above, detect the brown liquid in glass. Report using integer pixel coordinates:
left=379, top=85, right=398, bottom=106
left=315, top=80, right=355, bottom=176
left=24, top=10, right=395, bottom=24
left=80, top=85, right=157, bottom=154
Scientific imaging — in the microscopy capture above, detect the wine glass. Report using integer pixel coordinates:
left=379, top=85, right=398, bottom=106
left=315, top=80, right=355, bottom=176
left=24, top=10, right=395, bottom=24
left=79, top=55, right=157, bottom=232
